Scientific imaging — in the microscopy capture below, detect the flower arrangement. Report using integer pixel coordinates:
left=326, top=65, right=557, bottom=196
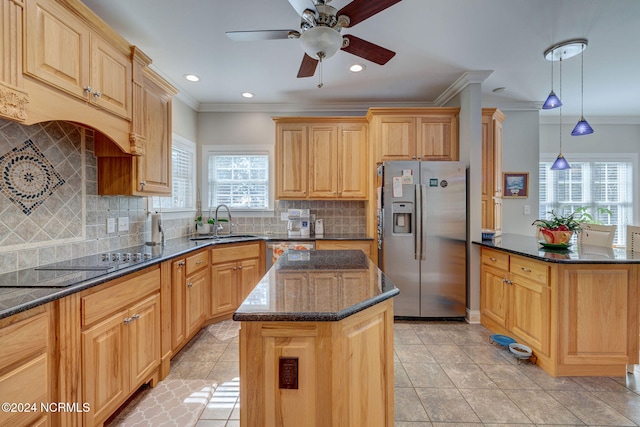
left=532, top=210, right=581, bottom=245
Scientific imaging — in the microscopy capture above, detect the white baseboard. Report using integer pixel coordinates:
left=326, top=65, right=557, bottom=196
left=466, top=308, right=481, bottom=324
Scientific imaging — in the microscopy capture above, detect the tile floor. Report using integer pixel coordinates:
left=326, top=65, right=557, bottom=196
left=107, top=320, right=640, bottom=426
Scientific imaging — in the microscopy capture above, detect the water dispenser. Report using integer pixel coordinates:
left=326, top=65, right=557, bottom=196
left=392, top=202, right=412, bottom=234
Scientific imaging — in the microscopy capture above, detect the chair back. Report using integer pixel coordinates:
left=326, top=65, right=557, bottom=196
left=577, top=223, right=617, bottom=248
left=627, top=225, right=640, bottom=252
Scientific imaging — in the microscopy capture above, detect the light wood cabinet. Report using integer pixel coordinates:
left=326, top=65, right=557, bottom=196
left=0, top=306, right=52, bottom=427
left=367, top=108, right=460, bottom=161
left=170, top=249, right=209, bottom=353
left=480, top=246, right=639, bottom=376
left=315, top=239, right=374, bottom=260
left=80, top=267, right=161, bottom=426
left=24, top=0, right=132, bottom=119
left=481, top=108, right=505, bottom=234
left=275, top=118, right=368, bottom=200
left=210, top=242, right=264, bottom=317
left=95, top=67, right=176, bottom=196
left=0, top=0, right=28, bottom=122
left=480, top=248, right=550, bottom=356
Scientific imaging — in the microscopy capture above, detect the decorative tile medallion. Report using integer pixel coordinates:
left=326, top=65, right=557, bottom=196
left=0, top=139, right=65, bottom=215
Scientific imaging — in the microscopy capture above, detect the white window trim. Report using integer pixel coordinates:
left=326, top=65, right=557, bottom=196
left=201, top=144, right=275, bottom=217
left=150, top=134, right=197, bottom=215
left=540, top=151, right=639, bottom=238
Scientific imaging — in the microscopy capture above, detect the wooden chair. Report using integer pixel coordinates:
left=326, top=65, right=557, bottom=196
left=577, top=223, right=617, bottom=247
left=626, top=225, right=640, bottom=252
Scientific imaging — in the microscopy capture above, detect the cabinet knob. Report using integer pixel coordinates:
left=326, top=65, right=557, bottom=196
left=84, top=86, right=92, bottom=93
left=132, top=314, right=140, bottom=320
left=140, top=181, right=146, bottom=190
left=521, top=267, right=531, bottom=273
left=489, top=257, right=497, bottom=261
left=233, top=267, right=237, bottom=271
left=123, top=317, right=132, bottom=325
left=412, top=156, right=417, bottom=159
left=92, top=90, right=101, bottom=98
left=178, top=261, right=186, bottom=267
left=187, top=282, right=193, bottom=287
left=238, top=266, right=243, bottom=270
left=196, top=260, right=203, bottom=265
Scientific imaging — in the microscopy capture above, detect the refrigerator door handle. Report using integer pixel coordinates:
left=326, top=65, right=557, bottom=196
left=414, top=184, right=421, bottom=260
left=421, top=183, right=427, bottom=260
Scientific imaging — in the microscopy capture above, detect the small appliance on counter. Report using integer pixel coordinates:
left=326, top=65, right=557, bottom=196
left=315, top=218, right=324, bottom=236
left=287, top=208, right=310, bottom=237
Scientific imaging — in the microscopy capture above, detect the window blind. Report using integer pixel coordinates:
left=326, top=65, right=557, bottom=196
left=208, top=154, right=269, bottom=210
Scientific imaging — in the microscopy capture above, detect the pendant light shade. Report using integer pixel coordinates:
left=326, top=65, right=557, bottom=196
left=542, top=91, right=562, bottom=109
left=571, top=41, right=594, bottom=136
left=550, top=153, right=571, bottom=170
left=571, top=117, right=594, bottom=136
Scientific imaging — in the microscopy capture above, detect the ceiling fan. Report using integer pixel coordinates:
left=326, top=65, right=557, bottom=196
left=226, top=0, right=402, bottom=84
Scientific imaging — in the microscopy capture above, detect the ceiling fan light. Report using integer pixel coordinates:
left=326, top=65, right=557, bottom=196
left=300, top=26, right=343, bottom=60
left=542, top=90, right=562, bottom=109
left=571, top=117, right=594, bottom=136
left=550, top=153, right=571, bottom=170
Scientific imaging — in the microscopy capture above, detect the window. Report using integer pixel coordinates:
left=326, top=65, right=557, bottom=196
left=206, top=151, right=270, bottom=210
left=152, top=135, right=196, bottom=211
left=539, top=156, right=634, bottom=246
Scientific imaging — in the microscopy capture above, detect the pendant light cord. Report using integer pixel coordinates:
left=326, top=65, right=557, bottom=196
left=580, top=42, right=584, bottom=117
left=559, top=57, right=563, bottom=153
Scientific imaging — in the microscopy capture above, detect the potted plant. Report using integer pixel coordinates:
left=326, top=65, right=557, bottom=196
left=195, top=216, right=210, bottom=234
left=532, top=210, right=582, bottom=246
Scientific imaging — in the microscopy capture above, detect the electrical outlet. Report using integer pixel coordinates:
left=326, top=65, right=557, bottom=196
left=523, top=205, right=531, bottom=215
left=281, top=212, right=288, bottom=221
left=106, top=218, right=116, bottom=234
left=117, top=216, right=129, bottom=232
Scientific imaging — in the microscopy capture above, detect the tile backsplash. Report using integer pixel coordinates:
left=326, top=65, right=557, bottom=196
left=0, top=118, right=366, bottom=274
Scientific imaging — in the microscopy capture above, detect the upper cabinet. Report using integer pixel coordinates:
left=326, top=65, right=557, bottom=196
left=24, top=0, right=132, bottom=119
left=275, top=118, right=368, bottom=200
left=367, top=108, right=460, bottom=162
left=481, top=108, right=505, bottom=234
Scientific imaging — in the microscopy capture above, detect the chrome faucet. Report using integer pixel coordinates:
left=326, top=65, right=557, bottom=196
left=214, top=204, right=232, bottom=237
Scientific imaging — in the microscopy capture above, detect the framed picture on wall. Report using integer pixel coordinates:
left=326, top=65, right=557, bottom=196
left=503, top=172, right=529, bottom=198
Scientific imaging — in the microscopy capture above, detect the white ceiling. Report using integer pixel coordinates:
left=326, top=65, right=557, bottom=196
left=81, top=0, right=640, bottom=117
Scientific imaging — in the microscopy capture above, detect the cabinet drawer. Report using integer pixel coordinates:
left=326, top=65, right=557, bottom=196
left=510, top=256, right=548, bottom=285
left=186, top=250, right=208, bottom=276
left=481, top=248, right=509, bottom=271
left=0, top=353, right=49, bottom=427
left=211, top=242, right=261, bottom=264
left=0, top=311, right=49, bottom=372
left=81, top=267, right=160, bottom=327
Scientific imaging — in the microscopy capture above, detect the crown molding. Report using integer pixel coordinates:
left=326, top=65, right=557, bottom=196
left=148, top=64, right=200, bottom=110
left=196, top=101, right=436, bottom=114
left=433, top=70, right=494, bottom=106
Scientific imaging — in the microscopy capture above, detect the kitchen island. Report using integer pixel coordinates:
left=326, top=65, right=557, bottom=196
left=474, top=234, right=640, bottom=377
left=233, top=250, right=399, bottom=427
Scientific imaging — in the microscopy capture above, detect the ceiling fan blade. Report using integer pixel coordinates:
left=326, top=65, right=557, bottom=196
left=287, top=0, right=316, bottom=17
left=341, top=35, right=396, bottom=65
left=226, top=30, right=299, bottom=41
left=338, top=0, right=402, bottom=27
left=297, top=54, right=319, bottom=78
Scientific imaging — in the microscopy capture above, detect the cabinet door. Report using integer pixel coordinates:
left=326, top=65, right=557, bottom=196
left=480, top=265, right=509, bottom=329
left=171, top=259, right=186, bottom=352
left=135, top=69, right=172, bottom=195
left=186, top=269, right=208, bottom=337
left=129, top=294, right=161, bottom=390
left=211, top=262, right=238, bottom=315
left=417, top=114, right=458, bottom=160
left=24, top=0, right=90, bottom=98
left=90, top=34, right=132, bottom=119
left=338, top=124, right=368, bottom=199
left=82, top=309, right=128, bottom=427
left=276, top=124, right=308, bottom=198
left=509, top=278, right=550, bottom=356
left=378, top=116, right=415, bottom=160
left=238, top=258, right=260, bottom=303
left=308, top=125, right=338, bottom=198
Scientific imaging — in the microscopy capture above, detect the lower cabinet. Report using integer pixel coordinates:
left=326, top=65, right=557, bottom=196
left=170, top=249, right=209, bottom=353
left=210, top=242, right=263, bottom=317
left=0, top=305, right=52, bottom=427
left=480, top=248, right=550, bottom=356
left=80, top=267, right=161, bottom=426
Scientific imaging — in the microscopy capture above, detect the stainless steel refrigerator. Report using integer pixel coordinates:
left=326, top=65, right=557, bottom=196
left=382, top=161, right=466, bottom=318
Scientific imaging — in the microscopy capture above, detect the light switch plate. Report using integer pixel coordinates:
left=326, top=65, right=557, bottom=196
left=281, top=212, right=288, bottom=221
left=106, top=218, right=116, bottom=234
left=118, top=216, right=129, bottom=232
left=523, top=205, right=531, bottom=215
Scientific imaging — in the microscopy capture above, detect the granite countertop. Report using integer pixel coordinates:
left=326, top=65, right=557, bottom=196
left=474, top=233, right=640, bottom=264
left=233, top=250, right=399, bottom=322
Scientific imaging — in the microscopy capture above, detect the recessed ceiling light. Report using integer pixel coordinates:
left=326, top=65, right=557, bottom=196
left=241, top=92, right=254, bottom=98
left=349, top=64, right=366, bottom=73
left=184, top=74, right=200, bottom=82
left=492, top=87, right=506, bottom=93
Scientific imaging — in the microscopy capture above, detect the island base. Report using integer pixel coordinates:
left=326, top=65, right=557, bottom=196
left=238, top=299, right=395, bottom=427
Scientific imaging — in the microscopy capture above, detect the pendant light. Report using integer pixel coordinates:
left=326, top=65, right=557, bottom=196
left=551, top=57, right=571, bottom=170
left=571, top=41, right=594, bottom=136
left=542, top=47, right=562, bottom=109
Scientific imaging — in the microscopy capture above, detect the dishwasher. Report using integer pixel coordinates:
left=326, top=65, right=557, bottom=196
left=266, top=241, right=315, bottom=270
